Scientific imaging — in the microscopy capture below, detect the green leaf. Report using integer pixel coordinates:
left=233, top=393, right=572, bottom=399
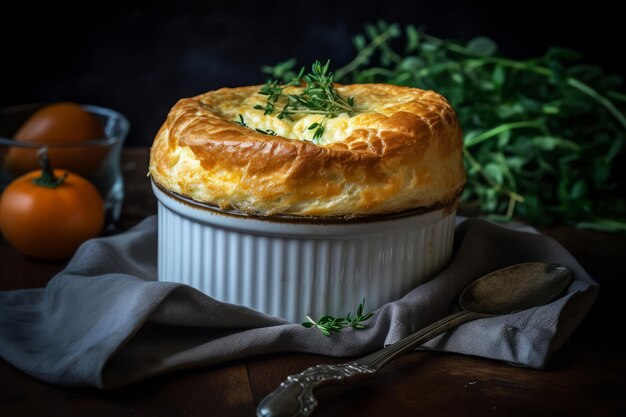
left=467, top=37, right=497, bottom=57
left=361, top=312, right=374, bottom=321
left=593, top=160, right=611, bottom=186
left=532, top=136, right=581, bottom=151
left=405, top=24, right=420, bottom=52
left=493, top=65, right=505, bottom=86
left=497, top=130, right=511, bottom=147
left=399, top=56, right=424, bottom=72
left=546, top=47, right=583, bottom=62
left=421, top=40, right=439, bottom=52
left=353, top=34, right=366, bottom=51
left=261, top=58, right=298, bottom=82
left=464, top=129, right=485, bottom=144
left=484, top=163, right=504, bottom=185
left=496, top=103, right=526, bottom=119
left=570, top=180, right=587, bottom=200
left=387, top=23, right=401, bottom=37
left=365, top=24, right=379, bottom=40
left=606, top=138, right=624, bottom=162
left=518, top=97, right=543, bottom=114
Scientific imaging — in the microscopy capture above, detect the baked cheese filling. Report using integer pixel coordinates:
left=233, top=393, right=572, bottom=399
left=207, top=85, right=412, bottom=145
left=236, top=110, right=356, bottom=145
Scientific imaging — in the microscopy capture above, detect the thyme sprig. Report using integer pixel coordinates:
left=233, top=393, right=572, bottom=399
left=234, top=114, right=276, bottom=136
left=302, top=299, right=374, bottom=336
left=255, top=60, right=357, bottom=142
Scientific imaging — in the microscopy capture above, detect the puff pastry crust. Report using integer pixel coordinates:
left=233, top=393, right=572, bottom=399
left=149, top=83, right=465, bottom=217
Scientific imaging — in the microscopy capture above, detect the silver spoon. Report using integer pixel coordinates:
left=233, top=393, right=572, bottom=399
left=257, top=262, right=572, bottom=417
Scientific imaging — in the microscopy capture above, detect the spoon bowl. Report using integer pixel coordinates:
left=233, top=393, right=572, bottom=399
left=460, top=263, right=573, bottom=315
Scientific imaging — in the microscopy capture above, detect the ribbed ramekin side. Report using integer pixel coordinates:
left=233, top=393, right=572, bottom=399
left=157, top=200, right=457, bottom=323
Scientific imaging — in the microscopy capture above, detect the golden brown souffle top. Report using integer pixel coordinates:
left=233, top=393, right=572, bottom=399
left=149, top=83, right=466, bottom=217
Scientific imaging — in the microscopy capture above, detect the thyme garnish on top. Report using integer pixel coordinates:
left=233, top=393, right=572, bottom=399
left=254, top=60, right=358, bottom=142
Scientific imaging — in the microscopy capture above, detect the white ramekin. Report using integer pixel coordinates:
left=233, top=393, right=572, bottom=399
left=152, top=181, right=457, bottom=323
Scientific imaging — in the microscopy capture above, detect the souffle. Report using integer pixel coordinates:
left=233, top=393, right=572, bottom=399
left=149, top=84, right=465, bottom=217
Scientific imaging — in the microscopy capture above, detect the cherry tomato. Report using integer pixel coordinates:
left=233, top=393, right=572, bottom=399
left=5, top=102, right=107, bottom=177
left=0, top=152, right=104, bottom=260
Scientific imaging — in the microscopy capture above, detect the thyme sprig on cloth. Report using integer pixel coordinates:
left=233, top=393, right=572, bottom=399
left=302, top=299, right=374, bottom=336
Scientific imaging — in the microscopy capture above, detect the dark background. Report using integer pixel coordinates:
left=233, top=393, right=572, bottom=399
left=1, top=0, right=623, bottom=146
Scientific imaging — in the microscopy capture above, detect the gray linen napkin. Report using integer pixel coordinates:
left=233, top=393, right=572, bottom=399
left=0, top=216, right=597, bottom=389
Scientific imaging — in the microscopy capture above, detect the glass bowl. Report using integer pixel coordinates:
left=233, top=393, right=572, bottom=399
left=0, top=103, right=130, bottom=229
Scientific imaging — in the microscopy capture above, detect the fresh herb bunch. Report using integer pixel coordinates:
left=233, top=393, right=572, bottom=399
left=262, top=22, right=626, bottom=231
left=255, top=60, right=358, bottom=142
left=302, top=299, right=374, bottom=336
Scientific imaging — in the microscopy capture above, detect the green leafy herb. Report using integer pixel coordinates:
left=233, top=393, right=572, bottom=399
left=234, top=114, right=247, bottom=127
left=255, top=60, right=358, bottom=142
left=262, top=22, right=626, bottom=231
left=234, top=114, right=276, bottom=135
left=257, top=128, right=277, bottom=136
left=302, top=299, right=374, bottom=336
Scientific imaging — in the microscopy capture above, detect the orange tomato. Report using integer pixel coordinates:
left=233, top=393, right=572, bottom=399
left=0, top=167, right=104, bottom=260
left=5, top=102, right=107, bottom=177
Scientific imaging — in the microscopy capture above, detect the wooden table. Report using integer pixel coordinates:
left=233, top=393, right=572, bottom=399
left=1, top=148, right=625, bottom=417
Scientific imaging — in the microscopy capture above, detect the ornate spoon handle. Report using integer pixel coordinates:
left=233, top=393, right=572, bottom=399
left=256, top=362, right=375, bottom=417
left=256, top=311, right=485, bottom=417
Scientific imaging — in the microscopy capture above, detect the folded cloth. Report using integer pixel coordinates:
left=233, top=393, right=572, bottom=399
left=0, top=216, right=597, bottom=389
